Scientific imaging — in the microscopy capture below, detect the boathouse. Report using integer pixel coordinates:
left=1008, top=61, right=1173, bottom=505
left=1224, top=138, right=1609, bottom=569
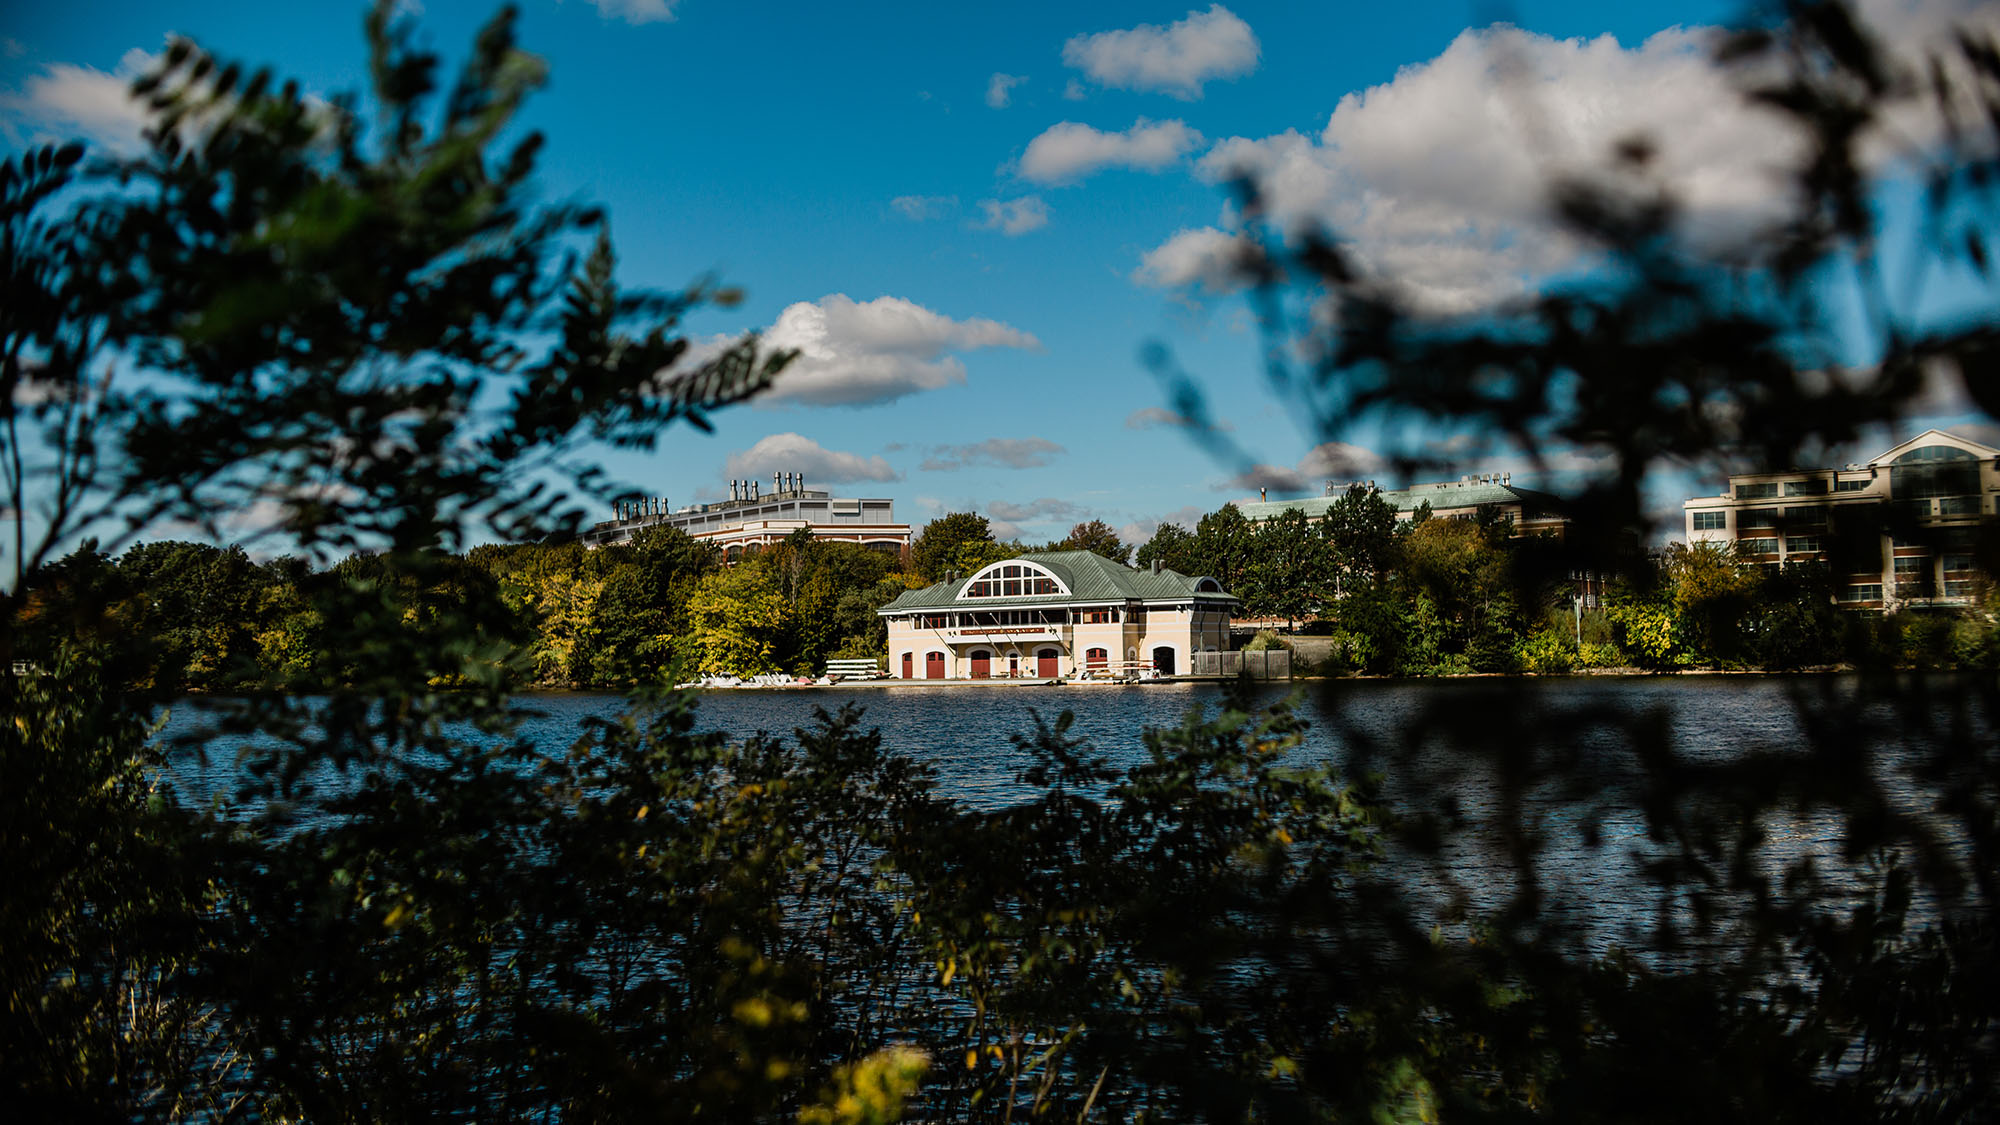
left=877, top=550, right=1238, bottom=680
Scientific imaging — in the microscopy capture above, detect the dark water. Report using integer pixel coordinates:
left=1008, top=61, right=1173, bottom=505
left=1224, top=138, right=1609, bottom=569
left=156, top=675, right=1991, bottom=959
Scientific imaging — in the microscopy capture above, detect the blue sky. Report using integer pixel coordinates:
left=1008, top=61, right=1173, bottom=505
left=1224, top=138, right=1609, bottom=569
left=4, top=0, right=1991, bottom=549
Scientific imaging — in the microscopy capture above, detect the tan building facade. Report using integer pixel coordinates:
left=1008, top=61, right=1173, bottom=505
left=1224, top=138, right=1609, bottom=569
left=581, top=472, right=910, bottom=562
left=1681, top=429, right=1999, bottom=609
left=878, top=551, right=1237, bottom=680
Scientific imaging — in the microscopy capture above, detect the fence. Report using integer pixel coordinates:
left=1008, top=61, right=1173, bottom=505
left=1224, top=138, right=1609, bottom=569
left=1188, top=650, right=1291, bottom=680
left=825, top=658, right=885, bottom=679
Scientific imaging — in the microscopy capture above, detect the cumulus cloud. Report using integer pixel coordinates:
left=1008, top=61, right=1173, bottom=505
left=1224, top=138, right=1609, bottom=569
left=986, top=72, right=1027, bottom=108
left=891, top=193, right=957, bottom=221
left=977, top=195, right=1049, bottom=235
left=723, top=432, right=899, bottom=484
left=0, top=46, right=160, bottom=153
left=1019, top=118, right=1203, bottom=184
left=753, top=294, right=1041, bottom=407
left=921, top=438, right=1065, bottom=472
left=1145, top=5, right=2000, bottom=314
left=588, top=0, right=680, bottom=24
left=1062, top=5, right=1260, bottom=100
left=1131, top=226, right=1258, bottom=294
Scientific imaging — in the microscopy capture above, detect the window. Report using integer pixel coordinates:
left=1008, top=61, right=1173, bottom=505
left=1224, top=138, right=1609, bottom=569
left=1890, top=444, right=1980, bottom=499
left=1785, top=536, right=1822, bottom=554
left=1783, top=505, right=1826, bottom=523
left=1893, top=556, right=1930, bottom=574
left=961, top=561, right=1066, bottom=599
left=1739, top=508, right=1782, bottom=528
left=1943, top=554, right=1974, bottom=573
left=1838, top=584, right=1882, bottom=602
left=1835, top=478, right=1870, bottom=492
left=1785, top=479, right=1828, bottom=495
left=1692, top=511, right=1726, bottom=531
left=1939, top=496, right=1979, bottom=515
left=1075, top=607, right=1118, bottom=624
left=1736, top=482, right=1779, bottom=499
left=1739, top=538, right=1779, bottom=555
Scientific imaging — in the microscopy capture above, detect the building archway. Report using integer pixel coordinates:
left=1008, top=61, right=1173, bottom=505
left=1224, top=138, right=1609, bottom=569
left=900, top=652, right=912, bottom=679
left=969, top=649, right=992, bottom=679
left=1036, top=648, right=1059, bottom=678
left=1152, top=646, right=1176, bottom=676
left=925, top=651, right=946, bottom=679
left=1007, top=651, right=1020, bottom=678
left=1084, top=647, right=1108, bottom=675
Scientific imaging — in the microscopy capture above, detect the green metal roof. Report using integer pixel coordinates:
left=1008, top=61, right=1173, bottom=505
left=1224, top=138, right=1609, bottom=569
left=878, top=550, right=1238, bottom=614
left=1236, top=481, right=1564, bottom=522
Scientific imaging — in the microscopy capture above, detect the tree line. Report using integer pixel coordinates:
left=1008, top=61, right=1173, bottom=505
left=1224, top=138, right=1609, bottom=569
left=16, top=486, right=1996, bottom=692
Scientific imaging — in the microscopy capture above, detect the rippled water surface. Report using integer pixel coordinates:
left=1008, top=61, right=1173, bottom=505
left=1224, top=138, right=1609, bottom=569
left=157, top=675, right=1990, bottom=957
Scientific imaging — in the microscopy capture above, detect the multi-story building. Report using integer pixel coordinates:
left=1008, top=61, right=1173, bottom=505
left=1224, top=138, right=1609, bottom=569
left=878, top=550, right=1238, bottom=679
left=1682, top=429, right=1999, bottom=609
left=1237, top=473, right=1572, bottom=539
left=580, top=471, right=910, bottom=561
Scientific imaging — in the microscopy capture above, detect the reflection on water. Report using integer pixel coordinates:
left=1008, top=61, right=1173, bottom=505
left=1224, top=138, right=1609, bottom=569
left=158, top=675, right=1990, bottom=961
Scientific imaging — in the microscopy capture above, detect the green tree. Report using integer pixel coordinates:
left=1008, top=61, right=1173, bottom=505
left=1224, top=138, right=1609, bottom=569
left=1241, top=507, right=1324, bottom=626
left=910, top=512, right=999, bottom=583
left=1191, top=503, right=1253, bottom=594
left=686, top=562, right=789, bottom=676
left=1133, top=521, right=1200, bottom=574
left=1059, top=518, right=1131, bottom=564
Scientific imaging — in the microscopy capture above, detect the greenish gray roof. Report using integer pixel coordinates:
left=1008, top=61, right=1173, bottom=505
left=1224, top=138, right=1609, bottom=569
left=878, top=550, right=1237, bottom=614
left=1236, top=481, right=1564, bottom=522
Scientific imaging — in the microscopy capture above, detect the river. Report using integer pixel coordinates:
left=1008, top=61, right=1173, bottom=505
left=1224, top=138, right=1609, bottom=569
left=157, top=673, right=1993, bottom=962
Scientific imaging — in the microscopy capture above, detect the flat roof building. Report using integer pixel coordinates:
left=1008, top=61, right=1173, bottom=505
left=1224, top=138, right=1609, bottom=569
left=581, top=472, right=910, bottom=562
left=878, top=550, right=1238, bottom=680
left=1682, top=429, right=1999, bottom=610
left=1237, top=474, right=1571, bottom=538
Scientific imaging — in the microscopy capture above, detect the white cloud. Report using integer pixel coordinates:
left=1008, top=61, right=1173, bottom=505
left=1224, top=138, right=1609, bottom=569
left=986, top=72, right=1027, bottom=108
left=1131, top=226, right=1256, bottom=293
left=1018, top=118, right=1202, bottom=184
left=1062, top=5, right=1260, bottom=100
left=723, top=433, right=899, bottom=484
left=1062, top=78, right=1088, bottom=101
left=588, top=0, right=680, bottom=25
left=1147, top=4, right=2000, bottom=314
left=922, top=438, right=1065, bottom=471
left=891, top=193, right=956, bottom=221
left=0, top=47, right=159, bottom=153
left=755, top=294, right=1041, bottom=407
left=977, top=195, right=1049, bottom=235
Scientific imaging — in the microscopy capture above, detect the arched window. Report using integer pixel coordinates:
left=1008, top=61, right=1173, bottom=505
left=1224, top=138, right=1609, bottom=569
left=1194, top=577, right=1224, bottom=593
left=1890, top=444, right=1981, bottom=499
left=958, top=560, right=1070, bottom=599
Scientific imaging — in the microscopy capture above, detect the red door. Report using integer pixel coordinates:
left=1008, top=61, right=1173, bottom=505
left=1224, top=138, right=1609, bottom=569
left=925, top=651, right=945, bottom=679
left=1036, top=648, right=1058, bottom=678
left=901, top=652, right=913, bottom=679
left=970, top=651, right=990, bottom=679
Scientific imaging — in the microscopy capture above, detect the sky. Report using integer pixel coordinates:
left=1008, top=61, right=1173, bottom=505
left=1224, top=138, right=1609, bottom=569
left=3, top=0, right=1994, bottom=550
